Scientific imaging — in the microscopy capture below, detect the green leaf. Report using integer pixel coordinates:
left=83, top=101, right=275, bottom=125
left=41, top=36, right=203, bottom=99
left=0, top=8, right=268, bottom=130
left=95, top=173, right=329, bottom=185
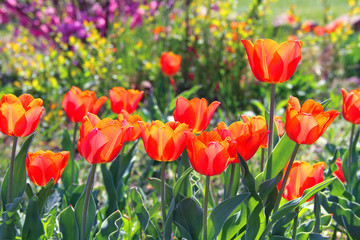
left=75, top=188, right=97, bottom=240
left=246, top=200, right=266, bottom=240
left=264, top=134, right=296, bottom=180
left=22, top=196, right=45, bottom=240
left=297, top=214, right=332, bottom=233
left=173, top=167, right=193, bottom=200
left=238, top=154, right=261, bottom=202
left=37, top=179, right=55, bottom=216
left=342, top=125, right=359, bottom=187
left=173, top=198, right=203, bottom=240
left=101, top=164, right=118, bottom=218
left=42, top=206, right=57, bottom=239
left=259, top=173, right=282, bottom=201
left=0, top=197, right=23, bottom=239
left=148, top=178, right=173, bottom=206
left=130, top=188, right=150, bottom=232
left=269, top=236, right=292, bottom=240
left=169, top=85, right=202, bottom=111
left=59, top=205, right=79, bottom=240
left=164, top=199, right=176, bottom=240
left=94, top=211, right=122, bottom=240
left=225, top=164, right=241, bottom=198
left=61, top=129, right=79, bottom=189
left=1, top=133, right=36, bottom=207
left=297, top=233, right=329, bottom=240
left=272, top=212, right=297, bottom=236
left=220, top=205, right=247, bottom=240
left=272, top=178, right=335, bottom=222
left=207, top=193, right=249, bottom=239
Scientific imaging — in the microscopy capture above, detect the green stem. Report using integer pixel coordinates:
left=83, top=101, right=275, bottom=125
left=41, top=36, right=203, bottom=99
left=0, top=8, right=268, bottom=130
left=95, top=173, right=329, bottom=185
left=116, top=145, right=126, bottom=189
left=347, top=124, right=355, bottom=190
left=266, top=84, right=276, bottom=180
left=292, top=207, right=299, bottom=240
left=72, top=122, right=78, bottom=184
left=81, top=164, right=97, bottom=240
left=261, top=148, right=265, bottom=172
left=226, top=164, right=236, bottom=199
left=203, top=176, right=210, bottom=240
left=314, top=193, right=321, bottom=233
left=273, top=143, right=300, bottom=214
left=7, top=136, right=18, bottom=204
left=161, top=161, right=167, bottom=237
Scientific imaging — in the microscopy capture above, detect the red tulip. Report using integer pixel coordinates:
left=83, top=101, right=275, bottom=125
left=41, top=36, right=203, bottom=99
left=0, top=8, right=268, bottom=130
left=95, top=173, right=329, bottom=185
left=62, top=86, right=107, bottom=123
left=186, top=131, right=232, bottom=176
left=341, top=88, right=360, bottom=124
left=117, top=110, right=145, bottom=142
left=139, top=120, right=189, bottom=161
left=333, top=158, right=345, bottom=183
left=173, top=96, right=220, bottom=133
left=242, top=39, right=302, bottom=84
left=26, top=151, right=69, bottom=187
left=285, top=96, right=340, bottom=145
left=241, top=115, right=268, bottom=149
left=109, top=87, right=143, bottom=114
left=160, top=52, right=182, bottom=77
left=0, top=94, right=44, bottom=137
left=77, top=113, right=132, bottom=164
left=277, top=160, right=325, bottom=201
left=274, top=116, right=285, bottom=137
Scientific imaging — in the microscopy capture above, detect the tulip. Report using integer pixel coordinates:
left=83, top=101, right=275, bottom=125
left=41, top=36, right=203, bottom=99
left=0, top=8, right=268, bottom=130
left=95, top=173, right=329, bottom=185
left=187, top=131, right=233, bottom=176
left=62, top=86, right=107, bottom=123
left=274, top=116, right=285, bottom=137
left=26, top=151, right=69, bottom=187
left=241, top=39, right=302, bottom=84
left=139, top=120, right=189, bottom=162
left=77, top=113, right=132, bottom=164
left=285, top=96, right=340, bottom=145
left=160, top=51, right=181, bottom=77
left=277, top=161, right=325, bottom=201
left=341, top=88, right=360, bottom=124
left=0, top=94, right=44, bottom=137
left=118, top=110, right=146, bottom=142
left=333, top=158, right=345, bottom=183
left=109, top=87, right=143, bottom=114
left=173, top=96, right=220, bottom=133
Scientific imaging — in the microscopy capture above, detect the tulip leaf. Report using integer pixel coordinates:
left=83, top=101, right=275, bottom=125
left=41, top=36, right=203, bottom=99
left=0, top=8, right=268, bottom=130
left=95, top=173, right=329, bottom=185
left=59, top=205, right=79, bottom=240
left=342, top=125, right=359, bottom=187
left=264, top=134, right=296, bottom=180
left=1, top=133, right=36, bottom=208
left=148, top=178, right=173, bottom=206
left=42, top=206, right=57, bottom=239
left=207, top=192, right=249, bottom=239
left=130, top=188, right=150, bottom=232
left=271, top=178, right=335, bottom=223
left=164, top=198, right=176, bottom=240
left=245, top=199, right=266, bottom=240
left=259, top=172, right=282, bottom=201
left=296, top=233, right=329, bottom=240
left=74, top=188, right=97, bottom=240
left=37, top=178, right=55, bottom=216
left=272, top=211, right=297, bottom=236
left=94, top=210, right=122, bottom=240
left=320, top=192, right=360, bottom=239
left=297, top=214, right=332, bottom=233
left=173, top=197, right=203, bottom=240
left=225, top=164, right=241, bottom=198
left=269, top=236, right=292, bottom=240
left=173, top=167, right=193, bottom=200
left=101, top=164, right=118, bottom=218
left=61, top=128, right=79, bottom=189
left=22, top=196, right=45, bottom=240
left=238, top=154, right=261, bottom=202
left=0, top=197, right=23, bottom=240
left=220, top=204, right=247, bottom=240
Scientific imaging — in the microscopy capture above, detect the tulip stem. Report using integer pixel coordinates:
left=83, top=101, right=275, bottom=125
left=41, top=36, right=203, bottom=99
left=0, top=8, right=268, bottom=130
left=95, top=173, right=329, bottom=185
left=203, top=175, right=210, bottom=240
left=81, top=164, right=97, bottom=240
left=116, top=145, right=126, bottom=188
left=7, top=136, right=18, bottom=204
left=314, top=193, right=321, bottom=233
left=72, top=122, right=78, bottom=184
left=292, top=207, right=299, bottom=240
left=266, top=84, right=276, bottom=180
left=161, top=161, right=167, bottom=236
left=226, top=164, right=236, bottom=199
left=273, top=143, right=300, bottom=214
left=347, top=123, right=355, bottom=190
left=261, top=148, right=265, bottom=172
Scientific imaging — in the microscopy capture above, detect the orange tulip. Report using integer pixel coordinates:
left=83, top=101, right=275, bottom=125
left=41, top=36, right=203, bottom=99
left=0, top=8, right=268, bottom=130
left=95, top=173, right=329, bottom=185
left=274, top=116, right=285, bottom=137
left=109, top=87, right=143, bottom=114
left=333, top=158, right=345, bottom=183
left=213, top=122, right=238, bottom=164
left=241, top=115, right=268, bottom=149
left=241, top=39, right=302, bottom=84
left=313, top=26, right=325, bottom=36
left=186, top=131, right=232, bottom=176
left=160, top=52, right=182, bottom=77
left=117, top=110, right=147, bottom=142
left=277, top=161, right=325, bottom=201
left=62, top=86, right=107, bottom=123
left=341, top=88, right=360, bottom=124
left=173, top=96, right=220, bottom=133
left=26, top=150, right=69, bottom=187
left=285, top=96, right=340, bottom=145
left=139, top=120, right=189, bottom=161
left=77, top=113, right=132, bottom=164
left=0, top=94, right=44, bottom=137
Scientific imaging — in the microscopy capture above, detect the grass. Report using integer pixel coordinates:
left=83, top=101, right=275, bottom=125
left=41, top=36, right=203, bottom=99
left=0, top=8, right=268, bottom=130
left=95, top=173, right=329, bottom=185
left=237, top=0, right=351, bottom=22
